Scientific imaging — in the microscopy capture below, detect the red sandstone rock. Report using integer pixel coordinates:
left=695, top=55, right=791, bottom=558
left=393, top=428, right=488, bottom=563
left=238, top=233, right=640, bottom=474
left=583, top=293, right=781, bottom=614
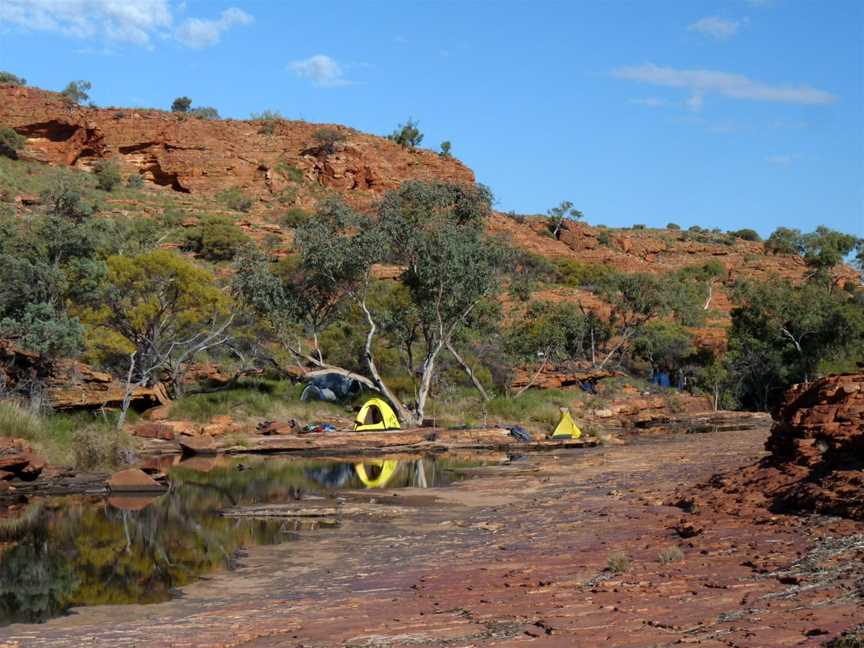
left=179, top=434, right=217, bottom=455
left=132, top=422, right=175, bottom=441
left=106, top=468, right=165, bottom=492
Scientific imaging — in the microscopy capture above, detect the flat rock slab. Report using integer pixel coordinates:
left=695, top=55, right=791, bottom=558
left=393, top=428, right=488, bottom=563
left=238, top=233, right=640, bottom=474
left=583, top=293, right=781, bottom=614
left=106, top=468, right=165, bottom=492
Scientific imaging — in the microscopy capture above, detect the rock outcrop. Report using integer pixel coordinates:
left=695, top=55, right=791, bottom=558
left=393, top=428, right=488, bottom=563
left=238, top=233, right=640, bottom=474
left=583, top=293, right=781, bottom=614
left=0, top=438, right=46, bottom=482
left=0, top=85, right=474, bottom=212
left=0, top=340, right=168, bottom=411
left=703, top=373, right=864, bottom=521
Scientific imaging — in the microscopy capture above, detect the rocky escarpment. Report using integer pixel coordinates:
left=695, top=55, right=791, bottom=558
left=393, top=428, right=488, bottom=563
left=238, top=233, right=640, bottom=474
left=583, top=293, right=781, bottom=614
left=0, top=84, right=474, bottom=211
left=0, top=341, right=167, bottom=411
left=700, top=373, right=864, bottom=521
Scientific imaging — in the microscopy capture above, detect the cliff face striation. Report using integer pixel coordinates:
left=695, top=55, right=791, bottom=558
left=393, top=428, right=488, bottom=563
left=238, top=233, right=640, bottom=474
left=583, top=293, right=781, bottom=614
left=0, top=84, right=474, bottom=211
left=702, top=373, right=864, bottom=521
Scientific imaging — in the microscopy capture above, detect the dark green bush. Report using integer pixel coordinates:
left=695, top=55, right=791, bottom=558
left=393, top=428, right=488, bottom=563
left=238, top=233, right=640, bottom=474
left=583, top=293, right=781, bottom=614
left=182, top=217, right=250, bottom=261
left=0, top=128, right=25, bottom=159
left=60, top=80, right=91, bottom=105
left=188, top=106, right=219, bottom=120
left=313, top=128, right=346, bottom=154
left=126, top=174, right=144, bottom=189
left=731, top=228, right=761, bottom=242
left=388, top=118, right=423, bottom=148
left=0, top=71, right=26, bottom=86
left=667, top=222, right=680, bottom=230
left=93, top=160, right=121, bottom=191
left=171, top=96, right=192, bottom=113
left=280, top=207, right=312, bottom=228
left=218, top=187, right=253, bottom=212
left=439, top=141, right=452, bottom=157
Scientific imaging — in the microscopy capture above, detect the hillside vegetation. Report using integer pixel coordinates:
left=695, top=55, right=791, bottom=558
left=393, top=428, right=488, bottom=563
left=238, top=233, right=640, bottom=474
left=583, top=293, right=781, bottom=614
left=0, top=77, right=862, bottom=461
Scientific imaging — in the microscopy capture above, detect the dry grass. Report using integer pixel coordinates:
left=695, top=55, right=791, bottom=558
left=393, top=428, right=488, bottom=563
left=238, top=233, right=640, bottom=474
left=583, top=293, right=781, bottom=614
left=606, top=552, right=630, bottom=573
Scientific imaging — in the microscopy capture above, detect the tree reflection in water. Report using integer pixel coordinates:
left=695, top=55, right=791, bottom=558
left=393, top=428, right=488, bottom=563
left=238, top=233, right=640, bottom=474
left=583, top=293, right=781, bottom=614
left=0, top=455, right=483, bottom=626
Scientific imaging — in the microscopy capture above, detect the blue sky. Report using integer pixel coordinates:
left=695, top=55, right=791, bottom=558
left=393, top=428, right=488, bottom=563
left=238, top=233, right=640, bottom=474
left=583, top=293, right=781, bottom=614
left=0, top=0, right=861, bottom=238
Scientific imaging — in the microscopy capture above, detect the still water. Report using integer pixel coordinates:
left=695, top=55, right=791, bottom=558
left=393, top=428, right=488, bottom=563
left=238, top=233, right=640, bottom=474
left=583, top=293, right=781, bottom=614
left=0, top=455, right=484, bottom=626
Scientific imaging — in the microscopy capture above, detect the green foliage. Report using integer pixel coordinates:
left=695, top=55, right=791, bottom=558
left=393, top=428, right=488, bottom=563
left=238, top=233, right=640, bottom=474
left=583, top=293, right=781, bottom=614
left=81, top=249, right=232, bottom=384
left=188, top=106, right=219, bottom=120
left=0, top=127, right=26, bottom=159
left=553, top=258, right=616, bottom=289
left=171, top=96, right=192, bottom=113
left=632, top=223, right=646, bottom=230
left=182, top=217, right=250, bottom=261
left=596, top=229, right=612, bottom=246
left=275, top=160, right=304, bottom=183
left=0, top=71, right=26, bottom=86
left=217, top=187, right=253, bottom=212
left=312, top=127, right=346, bottom=154
left=633, top=321, right=695, bottom=371
left=40, top=168, right=97, bottom=222
left=439, top=140, right=452, bottom=157
left=727, top=278, right=864, bottom=409
left=506, top=300, right=609, bottom=363
left=279, top=206, right=312, bottom=228
left=388, top=118, right=423, bottom=148
left=93, top=159, right=121, bottom=191
left=801, top=226, right=859, bottom=280
left=126, top=173, right=144, bottom=189
left=731, top=228, right=761, bottom=242
left=252, top=110, right=283, bottom=135
left=667, top=222, right=680, bottom=230
left=547, top=200, right=583, bottom=238
left=0, top=302, right=84, bottom=358
left=606, top=552, right=630, bottom=573
left=765, top=226, right=804, bottom=255
left=60, top=80, right=91, bottom=105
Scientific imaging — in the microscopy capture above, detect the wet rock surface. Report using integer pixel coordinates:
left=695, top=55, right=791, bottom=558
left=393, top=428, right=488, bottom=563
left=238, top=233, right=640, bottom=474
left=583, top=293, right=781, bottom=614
left=3, top=425, right=862, bottom=647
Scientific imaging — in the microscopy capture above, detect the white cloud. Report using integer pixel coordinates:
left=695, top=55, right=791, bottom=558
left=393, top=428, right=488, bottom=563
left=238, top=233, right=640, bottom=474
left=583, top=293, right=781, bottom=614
left=686, top=94, right=705, bottom=111
left=629, top=97, right=670, bottom=108
left=175, top=7, right=252, bottom=48
left=0, top=0, right=172, bottom=45
left=288, top=54, right=350, bottom=87
left=0, top=0, right=251, bottom=48
left=766, top=154, right=795, bottom=166
left=688, top=16, right=742, bottom=40
left=613, top=63, right=837, bottom=108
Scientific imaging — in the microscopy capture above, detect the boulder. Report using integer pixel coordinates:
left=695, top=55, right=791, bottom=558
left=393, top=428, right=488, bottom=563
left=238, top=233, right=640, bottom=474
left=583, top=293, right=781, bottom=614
left=106, top=468, right=165, bottom=492
left=179, top=434, right=218, bottom=455
left=132, top=422, right=175, bottom=441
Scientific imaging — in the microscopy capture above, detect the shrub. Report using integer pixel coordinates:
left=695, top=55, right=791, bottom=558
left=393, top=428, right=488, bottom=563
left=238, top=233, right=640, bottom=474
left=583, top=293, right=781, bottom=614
left=161, top=207, right=185, bottom=228
left=252, top=110, right=283, bottom=135
left=439, top=140, right=452, bottom=157
left=126, top=174, right=144, bottom=189
left=633, top=224, right=646, bottom=230
left=182, top=217, right=250, bottom=261
left=41, top=169, right=96, bottom=222
left=0, top=127, right=25, bottom=159
left=280, top=207, right=312, bottom=228
left=554, top=258, right=615, bottom=288
left=313, top=127, right=346, bottom=154
left=388, top=118, right=423, bottom=148
left=60, top=80, right=91, bottom=106
left=218, top=187, right=253, bottom=212
left=657, top=546, right=684, bottom=564
left=276, top=161, right=304, bottom=183
left=667, top=222, right=680, bottom=230
left=93, top=159, right=121, bottom=191
left=171, top=96, right=192, bottom=113
left=596, top=230, right=612, bottom=247
left=0, top=71, right=25, bottom=86
left=72, top=425, right=135, bottom=470
left=188, top=106, right=219, bottom=120
left=731, top=228, right=761, bottom=242
left=765, top=226, right=804, bottom=255
left=826, top=634, right=864, bottom=648
left=606, top=552, right=630, bottom=573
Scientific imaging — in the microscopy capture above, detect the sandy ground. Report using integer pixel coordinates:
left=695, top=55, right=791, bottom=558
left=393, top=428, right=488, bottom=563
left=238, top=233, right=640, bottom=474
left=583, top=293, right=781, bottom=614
left=2, top=427, right=862, bottom=648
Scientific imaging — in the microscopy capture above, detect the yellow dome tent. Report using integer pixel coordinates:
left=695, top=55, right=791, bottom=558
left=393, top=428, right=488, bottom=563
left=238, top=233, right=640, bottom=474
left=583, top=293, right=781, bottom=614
left=354, top=398, right=401, bottom=432
left=551, top=408, right=582, bottom=439
left=354, top=460, right=400, bottom=488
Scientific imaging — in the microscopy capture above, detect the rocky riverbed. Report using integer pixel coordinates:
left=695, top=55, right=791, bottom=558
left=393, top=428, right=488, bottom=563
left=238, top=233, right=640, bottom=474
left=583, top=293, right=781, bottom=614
left=2, top=420, right=862, bottom=647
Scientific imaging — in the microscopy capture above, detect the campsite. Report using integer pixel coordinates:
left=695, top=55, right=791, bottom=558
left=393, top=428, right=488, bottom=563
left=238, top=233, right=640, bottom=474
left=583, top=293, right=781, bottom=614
left=1, top=3, right=863, bottom=647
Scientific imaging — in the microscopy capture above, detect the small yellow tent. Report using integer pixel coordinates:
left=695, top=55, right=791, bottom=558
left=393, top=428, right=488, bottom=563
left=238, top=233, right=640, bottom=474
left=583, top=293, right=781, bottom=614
left=354, top=398, right=401, bottom=432
left=354, top=460, right=400, bottom=488
left=551, top=408, right=582, bottom=439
